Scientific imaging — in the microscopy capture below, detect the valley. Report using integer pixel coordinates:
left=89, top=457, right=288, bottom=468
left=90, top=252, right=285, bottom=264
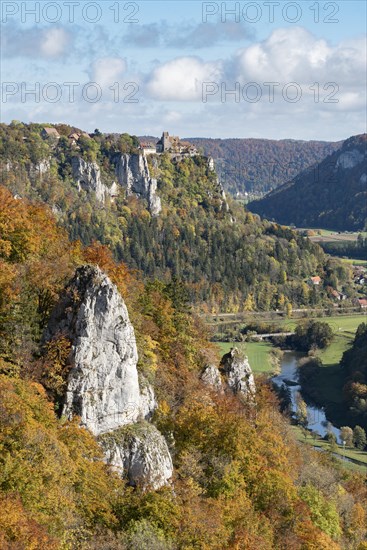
left=1, top=0, right=366, bottom=545
left=0, top=123, right=366, bottom=549
left=214, top=315, right=367, bottom=474
left=212, top=312, right=366, bottom=427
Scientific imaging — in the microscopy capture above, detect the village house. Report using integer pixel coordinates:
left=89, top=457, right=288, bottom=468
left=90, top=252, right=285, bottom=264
left=139, top=142, right=156, bottom=155
left=68, top=131, right=91, bottom=146
left=356, top=298, right=367, bottom=309
left=68, top=132, right=80, bottom=146
left=327, top=287, right=347, bottom=301
left=354, top=273, right=366, bottom=285
left=308, top=276, right=322, bottom=286
left=41, top=127, right=60, bottom=140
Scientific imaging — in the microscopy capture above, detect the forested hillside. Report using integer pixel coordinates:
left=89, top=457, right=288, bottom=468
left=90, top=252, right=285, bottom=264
left=248, top=134, right=367, bottom=231
left=0, top=122, right=350, bottom=313
left=1, top=185, right=366, bottom=549
left=186, top=137, right=342, bottom=196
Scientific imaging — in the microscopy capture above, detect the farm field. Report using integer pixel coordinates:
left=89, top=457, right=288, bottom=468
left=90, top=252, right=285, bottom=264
left=307, top=315, right=366, bottom=423
left=305, top=315, right=365, bottom=403
left=295, top=228, right=367, bottom=243
left=211, top=312, right=366, bottom=334
left=285, top=314, right=365, bottom=335
left=214, top=314, right=365, bottom=369
left=339, top=257, right=367, bottom=266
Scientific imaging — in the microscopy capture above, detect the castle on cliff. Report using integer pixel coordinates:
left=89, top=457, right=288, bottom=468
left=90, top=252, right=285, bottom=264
left=140, top=132, right=198, bottom=157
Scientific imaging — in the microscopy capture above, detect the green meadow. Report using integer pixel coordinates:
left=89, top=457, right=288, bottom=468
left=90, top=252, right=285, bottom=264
left=215, top=341, right=274, bottom=373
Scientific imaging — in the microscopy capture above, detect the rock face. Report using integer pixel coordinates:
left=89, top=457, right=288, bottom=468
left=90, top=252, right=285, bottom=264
left=45, top=265, right=172, bottom=489
left=29, top=159, right=50, bottom=178
left=220, top=348, right=256, bottom=398
left=4, top=159, right=50, bottom=179
left=114, top=153, right=162, bottom=216
left=336, top=148, right=364, bottom=170
left=201, top=364, right=223, bottom=391
left=207, top=156, right=229, bottom=212
left=100, top=422, right=173, bottom=490
left=139, top=377, right=157, bottom=421
left=72, top=157, right=118, bottom=203
left=45, top=265, right=145, bottom=435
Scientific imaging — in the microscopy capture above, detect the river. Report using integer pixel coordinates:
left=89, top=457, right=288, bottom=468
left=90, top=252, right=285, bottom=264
left=272, top=351, right=341, bottom=439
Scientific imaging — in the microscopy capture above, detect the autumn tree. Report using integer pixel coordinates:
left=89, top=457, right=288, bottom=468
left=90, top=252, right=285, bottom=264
left=353, top=425, right=367, bottom=450
left=340, top=426, right=354, bottom=447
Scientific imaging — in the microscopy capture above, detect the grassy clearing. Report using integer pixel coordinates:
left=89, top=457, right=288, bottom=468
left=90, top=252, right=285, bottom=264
left=311, top=316, right=363, bottom=404
left=210, top=312, right=366, bottom=330
left=291, top=426, right=367, bottom=474
left=306, top=315, right=364, bottom=376
left=295, top=228, right=367, bottom=243
left=215, top=341, right=274, bottom=373
left=283, top=314, right=365, bottom=334
left=339, top=257, right=367, bottom=266
left=318, top=332, right=355, bottom=367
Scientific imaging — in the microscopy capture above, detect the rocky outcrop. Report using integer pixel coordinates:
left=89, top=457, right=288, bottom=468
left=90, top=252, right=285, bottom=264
left=207, top=156, right=229, bottom=212
left=201, top=364, right=223, bottom=391
left=28, top=159, right=50, bottom=178
left=139, top=377, right=157, bottom=421
left=114, top=153, right=161, bottom=216
left=45, top=265, right=145, bottom=435
left=71, top=157, right=118, bottom=203
left=45, top=265, right=172, bottom=488
left=336, top=148, right=365, bottom=170
left=3, top=159, right=50, bottom=179
left=100, top=422, right=173, bottom=490
left=220, top=348, right=256, bottom=398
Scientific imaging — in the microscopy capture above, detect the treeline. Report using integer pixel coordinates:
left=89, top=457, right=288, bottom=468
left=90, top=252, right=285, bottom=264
left=320, top=235, right=367, bottom=260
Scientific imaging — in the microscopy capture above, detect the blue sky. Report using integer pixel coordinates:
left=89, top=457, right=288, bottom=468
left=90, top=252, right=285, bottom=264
left=1, top=0, right=366, bottom=140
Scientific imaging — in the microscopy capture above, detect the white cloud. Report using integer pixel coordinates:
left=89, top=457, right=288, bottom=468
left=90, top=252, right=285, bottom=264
left=146, top=56, right=222, bottom=101
left=89, top=57, right=128, bottom=88
left=40, top=28, right=70, bottom=58
left=234, top=27, right=366, bottom=88
left=1, top=24, right=72, bottom=59
left=1, top=23, right=365, bottom=141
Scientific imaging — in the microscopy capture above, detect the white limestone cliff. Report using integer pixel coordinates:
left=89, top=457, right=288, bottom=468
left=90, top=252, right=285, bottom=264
left=336, top=149, right=365, bottom=170
left=100, top=422, right=173, bottom=490
left=201, top=364, right=223, bottom=391
left=220, top=348, right=256, bottom=398
left=114, top=153, right=162, bottom=216
left=71, top=157, right=118, bottom=203
left=45, top=265, right=172, bottom=489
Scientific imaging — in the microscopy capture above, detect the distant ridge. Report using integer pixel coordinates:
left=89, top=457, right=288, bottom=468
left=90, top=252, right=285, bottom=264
left=185, top=137, right=343, bottom=196
left=248, top=134, right=367, bottom=231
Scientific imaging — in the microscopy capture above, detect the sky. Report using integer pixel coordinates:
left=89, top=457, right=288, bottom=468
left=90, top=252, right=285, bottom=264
left=1, top=0, right=366, bottom=140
